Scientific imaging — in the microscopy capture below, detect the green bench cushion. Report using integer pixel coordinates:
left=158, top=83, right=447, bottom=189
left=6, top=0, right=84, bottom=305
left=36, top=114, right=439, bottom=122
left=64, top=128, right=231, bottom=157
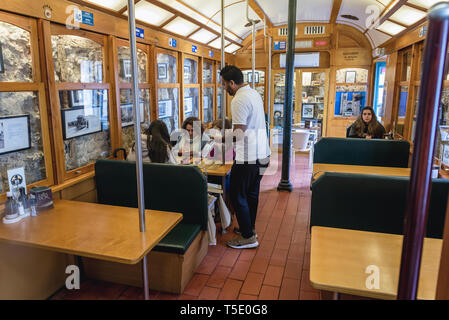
left=313, top=137, right=410, bottom=168
left=153, top=223, right=201, bottom=254
left=310, top=172, right=449, bottom=239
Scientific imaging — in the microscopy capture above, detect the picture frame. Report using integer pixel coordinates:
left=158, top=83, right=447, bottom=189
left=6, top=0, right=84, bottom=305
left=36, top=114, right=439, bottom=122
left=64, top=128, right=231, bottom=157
left=69, top=90, right=85, bottom=108
left=0, top=42, right=5, bottom=74
left=443, top=144, right=449, bottom=166
left=203, top=95, right=210, bottom=109
left=120, top=102, right=145, bottom=127
left=345, top=71, right=356, bottom=84
left=157, top=63, right=167, bottom=80
left=184, top=65, right=191, bottom=81
left=120, top=59, right=131, bottom=79
left=302, top=103, right=315, bottom=119
left=315, top=96, right=324, bottom=103
left=0, top=115, right=31, bottom=155
left=184, top=96, right=193, bottom=113
left=61, top=106, right=102, bottom=140
left=158, top=99, right=173, bottom=118
left=248, top=71, right=260, bottom=84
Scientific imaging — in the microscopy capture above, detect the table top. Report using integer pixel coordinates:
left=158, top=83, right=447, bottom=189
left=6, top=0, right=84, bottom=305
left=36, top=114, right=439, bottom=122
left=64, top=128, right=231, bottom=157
left=0, top=200, right=182, bottom=265
left=310, top=226, right=442, bottom=300
left=178, top=157, right=233, bottom=177
left=312, top=163, right=411, bottom=181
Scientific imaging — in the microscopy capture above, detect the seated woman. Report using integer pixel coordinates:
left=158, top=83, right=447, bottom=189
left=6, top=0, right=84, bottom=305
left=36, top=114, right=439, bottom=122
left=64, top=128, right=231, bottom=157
left=127, top=119, right=178, bottom=164
left=347, top=106, right=386, bottom=139
left=173, top=116, right=210, bottom=160
left=207, top=119, right=235, bottom=163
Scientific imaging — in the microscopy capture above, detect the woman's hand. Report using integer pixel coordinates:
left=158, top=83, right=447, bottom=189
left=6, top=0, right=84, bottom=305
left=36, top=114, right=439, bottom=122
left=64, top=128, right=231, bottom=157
left=366, top=135, right=372, bottom=139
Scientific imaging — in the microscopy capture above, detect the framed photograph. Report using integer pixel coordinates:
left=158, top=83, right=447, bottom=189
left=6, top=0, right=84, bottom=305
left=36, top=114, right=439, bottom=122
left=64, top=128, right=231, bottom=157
left=157, top=63, right=167, bottom=80
left=120, top=102, right=145, bottom=127
left=61, top=106, right=102, bottom=140
left=158, top=99, right=173, bottom=118
left=315, top=96, right=324, bottom=103
left=440, top=126, right=449, bottom=142
left=184, top=65, right=191, bottom=81
left=0, top=115, right=31, bottom=155
left=345, top=71, right=356, bottom=84
left=248, top=71, right=260, bottom=84
left=302, top=103, right=315, bottom=119
left=119, top=59, right=131, bottom=79
left=184, top=96, right=193, bottom=113
left=203, top=95, right=210, bottom=109
left=69, top=90, right=85, bottom=108
left=0, top=42, right=5, bottom=74
left=443, top=144, right=449, bottom=166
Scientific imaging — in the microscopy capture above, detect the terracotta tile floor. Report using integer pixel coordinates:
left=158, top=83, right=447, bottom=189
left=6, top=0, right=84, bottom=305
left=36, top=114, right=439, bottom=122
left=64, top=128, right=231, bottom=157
left=50, top=152, right=369, bottom=300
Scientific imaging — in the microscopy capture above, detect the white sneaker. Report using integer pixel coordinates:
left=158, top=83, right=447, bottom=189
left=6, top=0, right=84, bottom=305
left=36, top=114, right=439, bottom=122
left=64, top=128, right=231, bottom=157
left=227, top=235, right=259, bottom=249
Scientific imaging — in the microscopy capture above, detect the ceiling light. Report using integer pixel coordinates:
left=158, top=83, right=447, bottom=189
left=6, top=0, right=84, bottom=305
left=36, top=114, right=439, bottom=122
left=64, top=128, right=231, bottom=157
left=377, top=20, right=406, bottom=35
left=224, top=44, right=242, bottom=54
left=189, top=29, right=217, bottom=44
left=124, top=1, right=174, bottom=26
left=84, top=0, right=127, bottom=11
left=163, top=17, right=199, bottom=37
left=208, top=38, right=230, bottom=49
left=389, top=5, right=427, bottom=26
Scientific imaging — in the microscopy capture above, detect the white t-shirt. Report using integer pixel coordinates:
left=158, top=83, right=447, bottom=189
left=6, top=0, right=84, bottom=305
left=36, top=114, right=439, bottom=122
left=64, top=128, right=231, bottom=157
left=231, top=85, right=271, bottom=163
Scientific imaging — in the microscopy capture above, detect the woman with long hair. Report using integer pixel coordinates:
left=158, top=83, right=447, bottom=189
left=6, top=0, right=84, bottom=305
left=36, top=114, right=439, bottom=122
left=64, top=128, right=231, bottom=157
left=173, top=116, right=210, bottom=158
left=128, top=120, right=177, bottom=164
left=347, top=106, right=386, bottom=139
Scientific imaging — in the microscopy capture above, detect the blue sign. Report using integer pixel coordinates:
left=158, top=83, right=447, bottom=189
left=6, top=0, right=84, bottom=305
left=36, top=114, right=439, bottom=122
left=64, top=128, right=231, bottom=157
left=192, top=45, right=198, bottom=53
left=209, top=50, right=214, bottom=58
left=279, top=41, right=286, bottom=50
left=169, top=38, right=177, bottom=48
left=136, top=27, right=144, bottom=39
left=82, top=11, right=94, bottom=26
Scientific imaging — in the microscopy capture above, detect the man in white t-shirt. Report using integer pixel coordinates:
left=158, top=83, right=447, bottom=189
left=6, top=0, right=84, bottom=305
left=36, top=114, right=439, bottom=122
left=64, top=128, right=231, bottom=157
left=220, top=65, right=270, bottom=249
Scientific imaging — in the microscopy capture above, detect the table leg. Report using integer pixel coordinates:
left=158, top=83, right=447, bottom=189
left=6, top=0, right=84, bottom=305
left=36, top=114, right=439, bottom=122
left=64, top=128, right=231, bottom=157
left=142, top=255, right=150, bottom=300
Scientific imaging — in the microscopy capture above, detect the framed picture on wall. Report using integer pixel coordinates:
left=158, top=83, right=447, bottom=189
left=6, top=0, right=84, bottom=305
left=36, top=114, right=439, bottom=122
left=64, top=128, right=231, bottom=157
left=69, top=90, right=85, bottom=108
left=184, top=96, right=193, bottom=113
left=184, top=65, right=191, bottom=81
left=248, top=71, right=260, bottom=84
left=345, top=71, right=356, bottom=84
left=120, top=59, right=131, bottom=79
left=0, top=42, right=5, bottom=74
left=203, top=95, right=210, bottom=109
left=302, top=104, right=315, bottom=119
left=61, top=106, right=102, bottom=140
left=315, top=96, right=324, bottom=103
left=442, top=144, right=449, bottom=166
left=120, top=102, right=145, bottom=127
left=158, top=63, right=167, bottom=80
left=0, top=115, right=31, bottom=155
left=158, top=99, right=172, bottom=118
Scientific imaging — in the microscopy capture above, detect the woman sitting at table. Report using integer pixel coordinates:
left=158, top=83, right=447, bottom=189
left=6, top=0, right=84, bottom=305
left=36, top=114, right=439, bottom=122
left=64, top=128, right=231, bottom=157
left=127, top=119, right=178, bottom=164
left=207, top=119, right=235, bottom=163
left=173, top=116, right=210, bottom=160
left=347, top=106, right=386, bottom=139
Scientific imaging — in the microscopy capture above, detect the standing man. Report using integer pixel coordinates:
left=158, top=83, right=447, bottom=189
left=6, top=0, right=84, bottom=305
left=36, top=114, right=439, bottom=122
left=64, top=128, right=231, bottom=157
left=220, top=65, right=270, bottom=249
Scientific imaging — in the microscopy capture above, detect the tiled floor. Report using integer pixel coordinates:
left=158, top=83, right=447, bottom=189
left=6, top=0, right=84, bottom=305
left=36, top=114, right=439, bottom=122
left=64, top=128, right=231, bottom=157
left=50, top=152, right=366, bottom=300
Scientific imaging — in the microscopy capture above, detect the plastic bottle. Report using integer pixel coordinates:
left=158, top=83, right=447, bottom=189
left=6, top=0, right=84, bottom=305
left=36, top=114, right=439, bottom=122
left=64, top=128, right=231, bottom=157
left=4, top=192, right=18, bottom=219
left=29, top=195, right=37, bottom=217
left=17, top=188, right=26, bottom=216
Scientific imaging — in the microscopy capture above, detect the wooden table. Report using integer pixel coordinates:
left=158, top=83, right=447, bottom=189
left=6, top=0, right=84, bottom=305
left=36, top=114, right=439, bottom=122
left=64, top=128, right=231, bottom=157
left=312, top=163, right=411, bottom=182
left=0, top=200, right=182, bottom=265
left=310, top=226, right=442, bottom=300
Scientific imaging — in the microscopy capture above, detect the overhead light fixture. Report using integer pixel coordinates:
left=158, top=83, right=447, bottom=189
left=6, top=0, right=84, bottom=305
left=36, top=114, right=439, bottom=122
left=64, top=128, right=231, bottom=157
left=224, top=44, right=242, bottom=54
left=84, top=0, right=127, bottom=11
left=340, top=14, right=359, bottom=21
left=377, top=20, right=406, bottom=35
left=124, top=1, right=174, bottom=26
left=189, top=29, right=217, bottom=44
left=407, top=0, right=442, bottom=9
left=389, top=5, right=427, bottom=26
left=208, top=38, right=230, bottom=49
left=163, top=17, right=199, bottom=37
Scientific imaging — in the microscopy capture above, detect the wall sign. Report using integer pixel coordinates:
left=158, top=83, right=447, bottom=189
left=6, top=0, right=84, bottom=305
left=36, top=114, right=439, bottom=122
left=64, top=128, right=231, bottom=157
left=136, top=27, right=144, bottom=39
left=315, top=40, right=327, bottom=47
left=192, top=45, right=198, bottom=53
left=82, top=11, right=94, bottom=26
left=335, top=49, right=371, bottom=66
left=7, top=167, right=27, bottom=195
left=419, top=25, right=428, bottom=38
left=0, top=115, right=31, bottom=155
left=273, top=41, right=286, bottom=50
left=169, top=38, right=177, bottom=48
left=209, top=50, right=214, bottom=58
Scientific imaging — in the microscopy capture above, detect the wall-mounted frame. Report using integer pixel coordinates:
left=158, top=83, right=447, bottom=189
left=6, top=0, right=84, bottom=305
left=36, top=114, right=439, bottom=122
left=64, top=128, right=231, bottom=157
left=248, top=71, right=260, bottom=84
left=158, top=99, right=173, bottom=118
left=0, top=115, right=31, bottom=155
left=184, top=96, right=193, bottom=113
left=69, top=90, right=85, bottom=108
left=302, top=103, right=315, bottom=119
left=184, top=65, right=191, bottom=81
left=442, top=144, right=449, bottom=166
left=158, top=63, right=167, bottom=80
left=315, top=96, right=324, bottom=103
left=345, top=71, right=356, bottom=84
left=120, top=102, right=144, bottom=127
left=61, top=106, right=102, bottom=140
left=0, top=42, right=4, bottom=74
left=120, top=59, right=131, bottom=79
left=203, top=95, right=210, bottom=109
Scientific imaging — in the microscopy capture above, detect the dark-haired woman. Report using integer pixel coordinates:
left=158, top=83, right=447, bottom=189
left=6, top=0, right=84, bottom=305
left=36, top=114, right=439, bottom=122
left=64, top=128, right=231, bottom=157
left=347, top=106, right=386, bottom=139
left=173, top=116, right=210, bottom=159
left=128, top=120, right=178, bottom=164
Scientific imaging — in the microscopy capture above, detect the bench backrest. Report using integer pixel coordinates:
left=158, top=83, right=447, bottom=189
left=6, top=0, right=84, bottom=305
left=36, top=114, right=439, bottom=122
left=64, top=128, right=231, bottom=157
left=95, top=159, right=208, bottom=230
left=313, top=137, right=410, bottom=168
left=310, top=172, right=449, bottom=238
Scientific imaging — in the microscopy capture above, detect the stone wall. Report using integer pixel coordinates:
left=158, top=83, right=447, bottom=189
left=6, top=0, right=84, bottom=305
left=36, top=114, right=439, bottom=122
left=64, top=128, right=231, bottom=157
left=52, top=35, right=103, bottom=83
left=118, top=46, right=147, bottom=83
left=0, top=22, right=45, bottom=193
left=0, top=92, right=46, bottom=193
left=0, top=22, right=33, bottom=82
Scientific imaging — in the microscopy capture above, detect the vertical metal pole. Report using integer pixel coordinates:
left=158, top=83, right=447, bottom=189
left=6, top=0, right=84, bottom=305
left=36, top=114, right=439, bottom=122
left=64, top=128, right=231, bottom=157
left=127, top=0, right=150, bottom=301
left=252, top=22, right=256, bottom=89
left=277, top=0, right=296, bottom=192
left=221, top=0, right=226, bottom=165
left=397, top=2, right=449, bottom=300
left=264, top=19, right=272, bottom=142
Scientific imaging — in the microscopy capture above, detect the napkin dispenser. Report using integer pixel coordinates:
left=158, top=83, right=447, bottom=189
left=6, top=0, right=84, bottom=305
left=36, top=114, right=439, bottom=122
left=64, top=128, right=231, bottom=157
left=30, top=186, right=54, bottom=213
